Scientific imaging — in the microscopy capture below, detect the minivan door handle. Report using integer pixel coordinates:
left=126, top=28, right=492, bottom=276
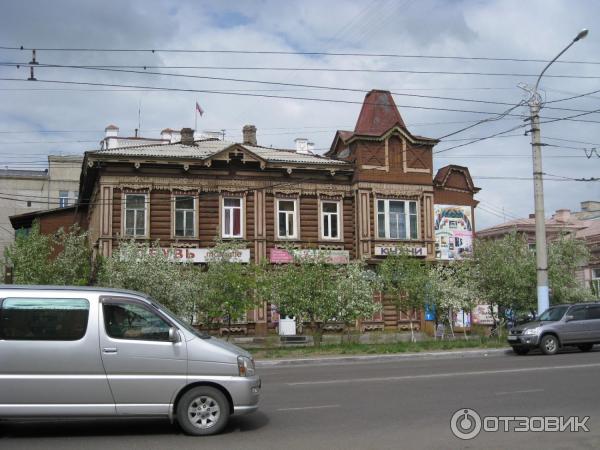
left=103, top=347, right=118, bottom=354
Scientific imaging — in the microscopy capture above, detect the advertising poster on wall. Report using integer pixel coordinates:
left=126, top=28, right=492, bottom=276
left=471, top=304, right=498, bottom=326
left=434, top=205, right=473, bottom=260
left=453, top=309, right=471, bottom=328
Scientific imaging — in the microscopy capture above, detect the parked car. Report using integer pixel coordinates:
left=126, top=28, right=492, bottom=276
left=0, top=286, right=261, bottom=435
left=507, top=302, right=600, bottom=355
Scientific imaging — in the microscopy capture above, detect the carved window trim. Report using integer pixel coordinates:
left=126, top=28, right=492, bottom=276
left=122, top=192, right=149, bottom=238
left=275, top=197, right=300, bottom=241
left=171, top=193, right=198, bottom=239
left=221, top=195, right=245, bottom=239
left=319, top=199, right=343, bottom=242
left=375, top=198, right=420, bottom=241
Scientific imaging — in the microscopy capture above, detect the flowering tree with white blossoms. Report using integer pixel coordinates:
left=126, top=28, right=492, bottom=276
left=427, top=263, right=477, bottom=340
left=379, top=253, right=428, bottom=343
left=97, top=240, right=201, bottom=321
left=334, top=261, right=383, bottom=342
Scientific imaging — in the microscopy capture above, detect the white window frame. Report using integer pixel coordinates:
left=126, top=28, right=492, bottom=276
left=172, top=194, right=197, bottom=238
left=123, top=193, right=148, bottom=237
left=276, top=198, right=299, bottom=240
left=592, top=268, right=600, bottom=299
left=58, top=190, right=69, bottom=208
left=376, top=199, right=419, bottom=240
left=320, top=200, right=342, bottom=241
left=221, top=196, right=244, bottom=239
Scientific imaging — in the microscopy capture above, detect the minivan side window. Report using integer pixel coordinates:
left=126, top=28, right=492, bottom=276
left=0, top=298, right=89, bottom=340
left=103, top=302, right=171, bottom=341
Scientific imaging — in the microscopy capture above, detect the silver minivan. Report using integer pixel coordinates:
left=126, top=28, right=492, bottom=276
left=0, top=286, right=261, bottom=435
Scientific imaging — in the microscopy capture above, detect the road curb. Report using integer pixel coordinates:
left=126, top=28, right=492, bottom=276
left=255, top=347, right=510, bottom=367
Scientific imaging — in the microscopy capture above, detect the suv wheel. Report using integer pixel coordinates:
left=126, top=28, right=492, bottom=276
left=577, top=344, right=594, bottom=352
left=176, top=386, right=230, bottom=436
left=540, top=334, right=559, bottom=355
left=512, top=346, right=530, bottom=355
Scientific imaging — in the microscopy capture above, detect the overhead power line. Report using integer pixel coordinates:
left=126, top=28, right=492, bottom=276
left=5, top=61, right=600, bottom=80
left=3, top=77, right=600, bottom=131
left=3, top=62, right=600, bottom=117
left=2, top=45, right=600, bottom=65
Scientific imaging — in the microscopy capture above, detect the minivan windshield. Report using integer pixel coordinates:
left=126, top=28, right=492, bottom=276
left=537, top=305, right=569, bottom=322
left=147, top=298, right=211, bottom=339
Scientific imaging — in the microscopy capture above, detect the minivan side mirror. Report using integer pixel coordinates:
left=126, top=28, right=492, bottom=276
left=168, top=327, right=181, bottom=343
left=564, top=315, right=574, bottom=322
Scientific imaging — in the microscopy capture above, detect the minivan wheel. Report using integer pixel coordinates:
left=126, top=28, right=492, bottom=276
left=578, top=344, right=594, bottom=352
left=176, top=386, right=230, bottom=436
left=540, top=335, right=559, bottom=355
left=512, top=346, right=530, bottom=355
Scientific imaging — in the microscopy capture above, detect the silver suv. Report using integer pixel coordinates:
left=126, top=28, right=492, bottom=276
left=508, top=302, right=600, bottom=355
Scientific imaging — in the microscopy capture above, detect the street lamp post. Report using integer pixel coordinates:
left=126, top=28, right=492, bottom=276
left=529, top=29, right=588, bottom=316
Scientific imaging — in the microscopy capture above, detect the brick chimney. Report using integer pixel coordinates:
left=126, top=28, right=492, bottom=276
left=180, top=128, right=195, bottom=146
left=553, top=209, right=571, bottom=223
left=243, top=125, right=257, bottom=146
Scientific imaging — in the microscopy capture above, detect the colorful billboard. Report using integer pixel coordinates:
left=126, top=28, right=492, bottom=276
left=434, top=204, right=473, bottom=260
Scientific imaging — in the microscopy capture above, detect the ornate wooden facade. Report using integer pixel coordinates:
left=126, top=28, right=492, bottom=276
left=14, top=89, right=480, bottom=335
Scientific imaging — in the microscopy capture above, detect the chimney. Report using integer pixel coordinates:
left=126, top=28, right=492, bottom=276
left=553, top=209, right=571, bottom=223
left=104, top=124, right=119, bottom=149
left=528, top=213, right=536, bottom=219
left=180, top=128, right=195, bottom=146
left=160, top=128, right=173, bottom=143
left=294, top=138, right=316, bottom=155
left=243, top=125, right=257, bottom=146
left=105, top=124, right=119, bottom=138
left=294, top=138, right=308, bottom=154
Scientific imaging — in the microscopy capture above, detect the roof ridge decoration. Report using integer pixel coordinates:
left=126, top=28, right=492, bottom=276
left=354, top=90, right=407, bottom=135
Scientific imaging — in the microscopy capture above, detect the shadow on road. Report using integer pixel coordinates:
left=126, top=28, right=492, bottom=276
left=0, top=413, right=270, bottom=439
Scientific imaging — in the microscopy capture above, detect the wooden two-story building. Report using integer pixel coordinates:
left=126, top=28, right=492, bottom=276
left=11, top=89, right=480, bottom=334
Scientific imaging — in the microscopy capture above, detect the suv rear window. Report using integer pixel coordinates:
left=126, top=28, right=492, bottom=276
left=0, top=298, right=89, bottom=341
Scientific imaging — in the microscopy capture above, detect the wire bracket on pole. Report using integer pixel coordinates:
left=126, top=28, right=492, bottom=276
left=27, top=49, right=38, bottom=81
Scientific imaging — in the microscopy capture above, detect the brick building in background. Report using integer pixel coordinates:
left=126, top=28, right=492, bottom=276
left=477, top=201, right=600, bottom=298
left=10, top=90, right=480, bottom=334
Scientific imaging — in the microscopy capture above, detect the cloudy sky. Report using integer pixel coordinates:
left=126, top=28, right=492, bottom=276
left=0, top=0, right=598, bottom=229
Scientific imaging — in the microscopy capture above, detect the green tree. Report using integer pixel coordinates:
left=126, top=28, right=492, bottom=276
left=5, top=222, right=53, bottom=284
left=548, top=234, right=591, bottom=303
left=51, top=225, right=92, bottom=285
left=379, top=253, right=428, bottom=342
left=472, top=232, right=592, bottom=319
left=5, top=222, right=91, bottom=285
left=471, top=233, right=535, bottom=323
left=201, top=240, right=258, bottom=338
left=267, top=251, right=339, bottom=347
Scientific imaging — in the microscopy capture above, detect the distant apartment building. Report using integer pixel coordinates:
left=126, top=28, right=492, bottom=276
left=0, top=155, right=82, bottom=257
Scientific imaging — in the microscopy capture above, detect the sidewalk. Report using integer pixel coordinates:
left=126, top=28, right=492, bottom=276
left=255, top=347, right=510, bottom=367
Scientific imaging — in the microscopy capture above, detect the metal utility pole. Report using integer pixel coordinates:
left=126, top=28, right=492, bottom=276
left=528, top=29, right=588, bottom=316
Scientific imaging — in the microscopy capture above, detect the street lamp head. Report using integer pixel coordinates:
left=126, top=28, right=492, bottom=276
left=574, top=28, right=589, bottom=42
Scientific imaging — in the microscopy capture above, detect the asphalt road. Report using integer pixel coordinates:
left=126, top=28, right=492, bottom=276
left=2, top=348, right=600, bottom=450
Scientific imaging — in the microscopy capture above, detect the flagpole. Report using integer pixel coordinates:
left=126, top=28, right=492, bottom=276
left=194, top=101, right=197, bottom=131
